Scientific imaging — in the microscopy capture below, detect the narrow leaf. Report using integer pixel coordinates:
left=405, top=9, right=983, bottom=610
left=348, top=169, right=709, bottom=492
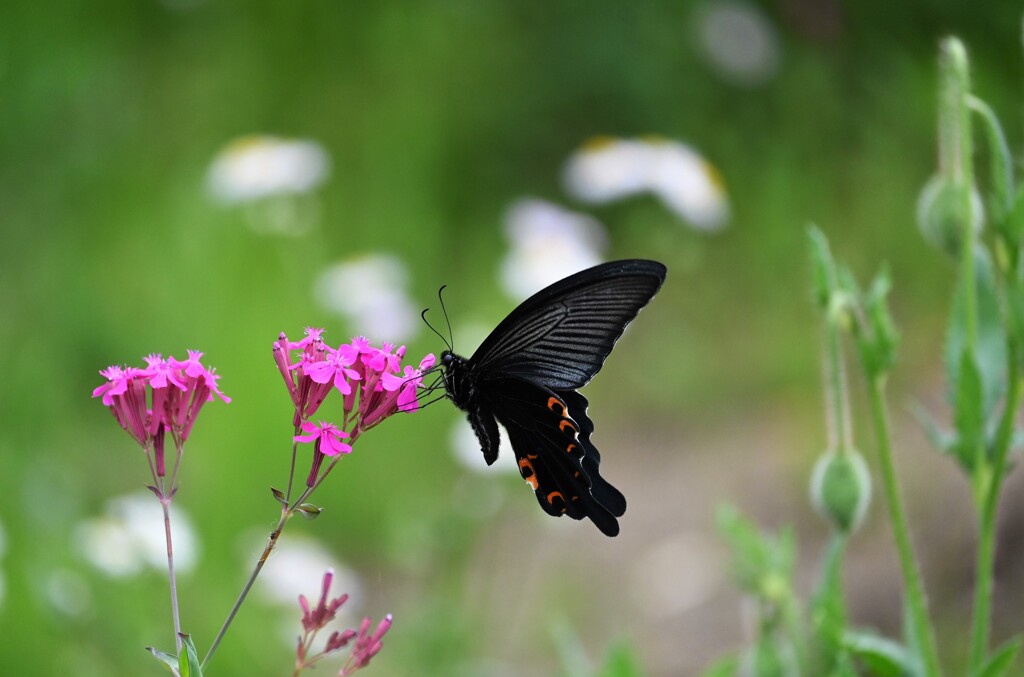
left=953, top=349, right=985, bottom=471
left=973, top=636, right=1022, bottom=677
left=178, top=634, right=203, bottom=677
left=843, top=631, right=916, bottom=677
left=271, top=487, right=288, bottom=508
left=146, top=646, right=180, bottom=673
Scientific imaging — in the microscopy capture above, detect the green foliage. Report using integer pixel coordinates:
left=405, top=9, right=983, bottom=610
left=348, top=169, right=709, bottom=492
left=710, top=33, right=1024, bottom=677
left=595, top=641, right=646, bottom=677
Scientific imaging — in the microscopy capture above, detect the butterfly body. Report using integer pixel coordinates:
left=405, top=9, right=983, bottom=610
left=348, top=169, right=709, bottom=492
left=440, top=259, right=666, bottom=536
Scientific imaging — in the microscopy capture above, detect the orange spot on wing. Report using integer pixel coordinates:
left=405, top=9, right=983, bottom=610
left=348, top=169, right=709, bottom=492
left=547, top=396, right=565, bottom=414
left=546, top=491, right=564, bottom=505
left=518, top=458, right=539, bottom=490
left=566, top=443, right=577, bottom=455
left=559, top=420, right=578, bottom=435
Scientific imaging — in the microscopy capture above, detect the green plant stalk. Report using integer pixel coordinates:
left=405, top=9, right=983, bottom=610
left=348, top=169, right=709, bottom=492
left=811, top=533, right=849, bottom=672
left=969, top=345, right=1022, bottom=669
left=867, top=375, right=942, bottom=677
left=825, top=317, right=852, bottom=452
left=202, top=427, right=363, bottom=670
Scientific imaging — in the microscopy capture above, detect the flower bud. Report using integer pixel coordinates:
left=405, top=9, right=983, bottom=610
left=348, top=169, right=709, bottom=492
left=916, top=174, right=984, bottom=258
left=810, top=449, right=872, bottom=534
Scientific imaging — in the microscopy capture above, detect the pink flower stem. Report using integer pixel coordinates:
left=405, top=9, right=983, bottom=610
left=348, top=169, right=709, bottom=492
left=202, top=482, right=316, bottom=670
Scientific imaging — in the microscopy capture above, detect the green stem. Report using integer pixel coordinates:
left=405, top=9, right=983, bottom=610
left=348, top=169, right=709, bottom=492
left=160, top=493, right=183, bottom=654
left=867, top=375, right=942, bottom=676
left=969, top=345, right=1022, bottom=668
left=202, top=485, right=315, bottom=670
left=824, top=319, right=852, bottom=451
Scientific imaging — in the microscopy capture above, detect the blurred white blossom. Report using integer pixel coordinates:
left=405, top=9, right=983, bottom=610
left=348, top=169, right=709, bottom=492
left=75, top=492, right=199, bottom=577
left=696, top=0, right=780, bottom=86
left=564, top=137, right=729, bottom=230
left=208, top=135, right=331, bottom=204
left=500, top=198, right=607, bottom=300
left=315, top=253, right=420, bottom=342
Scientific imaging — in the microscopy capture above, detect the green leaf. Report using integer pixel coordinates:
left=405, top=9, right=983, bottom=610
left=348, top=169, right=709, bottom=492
left=945, top=248, right=1006, bottom=420
left=146, top=646, right=180, bottom=673
left=596, top=640, right=646, bottom=677
left=807, top=225, right=837, bottom=309
left=271, top=487, right=288, bottom=508
left=177, top=634, right=203, bottom=677
left=953, top=349, right=985, bottom=472
left=296, top=503, right=322, bottom=520
left=910, top=403, right=955, bottom=456
left=842, top=631, right=916, bottom=677
left=862, top=267, right=898, bottom=377
left=973, top=636, right=1022, bottom=677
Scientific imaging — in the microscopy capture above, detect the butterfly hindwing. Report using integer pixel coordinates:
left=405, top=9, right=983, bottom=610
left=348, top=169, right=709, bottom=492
left=485, top=378, right=622, bottom=536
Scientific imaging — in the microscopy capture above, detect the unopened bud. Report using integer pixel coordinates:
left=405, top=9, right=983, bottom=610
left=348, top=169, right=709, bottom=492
left=810, top=449, right=872, bottom=534
left=916, top=174, right=984, bottom=258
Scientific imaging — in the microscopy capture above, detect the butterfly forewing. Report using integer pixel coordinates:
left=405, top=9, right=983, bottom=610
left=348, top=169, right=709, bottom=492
left=470, top=261, right=666, bottom=390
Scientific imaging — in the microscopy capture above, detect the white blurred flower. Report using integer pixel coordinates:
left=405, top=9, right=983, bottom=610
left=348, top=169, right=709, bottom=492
left=696, top=0, right=781, bottom=86
left=252, top=534, right=361, bottom=610
left=562, top=137, right=655, bottom=204
left=450, top=417, right=517, bottom=475
left=563, top=137, right=728, bottom=230
left=500, top=198, right=607, bottom=300
left=315, top=253, right=420, bottom=342
left=647, top=139, right=730, bottom=229
left=208, top=135, right=331, bottom=204
left=75, top=492, right=199, bottom=577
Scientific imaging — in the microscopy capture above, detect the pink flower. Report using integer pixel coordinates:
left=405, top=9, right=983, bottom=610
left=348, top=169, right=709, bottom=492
left=93, top=351, right=229, bottom=451
left=380, top=353, right=436, bottom=413
left=299, top=569, right=349, bottom=633
left=305, top=344, right=361, bottom=396
left=346, top=613, right=393, bottom=673
left=294, top=421, right=352, bottom=457
left=93, top=365, right=151, bottom=446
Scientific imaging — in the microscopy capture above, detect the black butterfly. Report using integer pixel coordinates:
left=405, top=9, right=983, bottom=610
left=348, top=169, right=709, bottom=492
left=437, top=259, right=667, bottom=536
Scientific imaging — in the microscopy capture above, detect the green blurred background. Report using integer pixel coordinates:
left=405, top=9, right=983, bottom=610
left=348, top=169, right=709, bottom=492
left=3, top=1, right=1023, bottom=675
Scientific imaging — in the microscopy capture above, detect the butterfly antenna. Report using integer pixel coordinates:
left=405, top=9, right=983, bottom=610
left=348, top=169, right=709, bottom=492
left=438, top=285, right=455, bottom=353
left=421, top=296, right=453, bottom=352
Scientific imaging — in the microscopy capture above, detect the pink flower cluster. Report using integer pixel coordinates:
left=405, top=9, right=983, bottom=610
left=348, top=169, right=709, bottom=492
left=295, top=569, right=393, bottom=676
left=92, top=351, right=230, bottom=473
left=274, top=328, right=435, bottom=443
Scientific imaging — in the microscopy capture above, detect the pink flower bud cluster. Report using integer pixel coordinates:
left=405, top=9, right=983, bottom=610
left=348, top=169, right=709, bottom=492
left=295, top=570, right=393, bottom=676
left=92, top=351, right=230, bottom=473
left=275, top=328, right=435, bottom=436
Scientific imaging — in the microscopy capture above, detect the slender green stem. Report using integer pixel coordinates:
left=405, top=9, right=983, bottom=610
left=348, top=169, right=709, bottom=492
left=867, top=375, right=942, bottom=676
left=824, top=320, right=852, bottom=451
left=969, top=345, right=1021, bottom=668
left=160, top=495, right=183, bottom=653
left=202, top=485, right=315, bottom=670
